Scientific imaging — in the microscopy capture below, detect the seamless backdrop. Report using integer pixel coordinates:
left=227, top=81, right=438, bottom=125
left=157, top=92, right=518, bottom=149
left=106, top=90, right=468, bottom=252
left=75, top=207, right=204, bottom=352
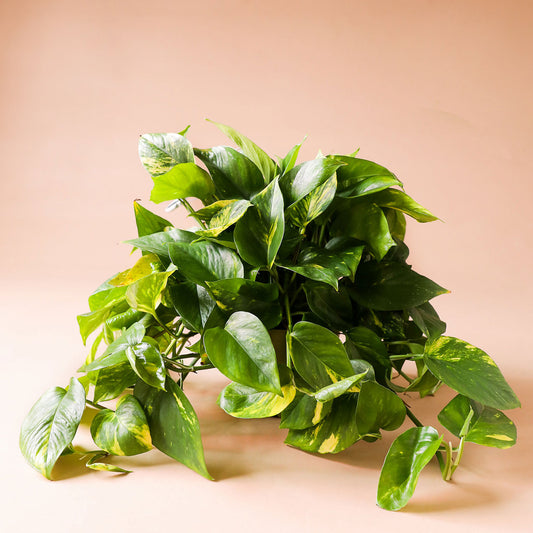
left=1, top=1, right=532, bottom=531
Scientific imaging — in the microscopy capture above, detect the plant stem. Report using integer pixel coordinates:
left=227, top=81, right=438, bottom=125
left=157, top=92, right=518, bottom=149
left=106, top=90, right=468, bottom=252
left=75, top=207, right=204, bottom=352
left=86, top=399, right=106, bottom=410
left=181, top=198, right=207, bottom=229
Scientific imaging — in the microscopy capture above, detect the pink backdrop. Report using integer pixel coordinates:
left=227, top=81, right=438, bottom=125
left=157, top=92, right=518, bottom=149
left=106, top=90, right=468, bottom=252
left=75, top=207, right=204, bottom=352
left=2, top=1, right=532, bottom=530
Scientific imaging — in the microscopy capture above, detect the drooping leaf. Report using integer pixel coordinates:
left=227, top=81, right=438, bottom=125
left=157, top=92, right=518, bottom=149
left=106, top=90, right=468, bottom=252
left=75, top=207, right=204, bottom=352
left=288, top=321, right=355, bottom=390
left=234, top=178, right=285, bottom=268
left=139, top=133, right=194, bottom=176
left=377, top=426, right=442, bottom=511
left=203, top=311, right=282, bottom=395
left=133, top=201, right=172, bottom=238
left=170, top=241, right=243, bottom=286
left=313, top=372, right=367, bottom=402
left=279, top=158, right=344, bottom=206
left=86, top=453, right=132, bottom=474
left=196, top=199, right=252, bottom=237
left=90, top=395, right=152, bottom=456
left=424, top=336, right=520, bottom=410
left=332, top=199, right=395, bottom=261
left=279, top=391, right=332, bottom=430
left=207, top=119, right=276, bottom=182
left=206, top=278, right=282, bottom=329
left=285, top=395, right=359, bottom=454
left=125, top=270, right=176, bottom=317
left=125, top=228, right=197, bottom=262
left=20, top=378, right=86, bottom=479
left=409, top=302, right=446, bottom=340
left=438, top=394, right=516, bottom=449
left=331, top=155, right=403, bottom=198
left=285, top=174, right=337, bottom=228
left=194, top=146, right=265, bottom=199
left=93, top=362, right=138, bottom=403
left=168, top=281, right=216, bottom=332
left=369, top=189, right=438, bottom=223
left=384, top=208, right=407, bottom=241
left=303, top=281, right=353, bottom=331
left=150, top=162, right=215, bottom=203
left=350, top=261, right=449, bottom=311
left=126, top=340, right=166, bottom=390
left=134, top=379, right=212, bottom=479
left=218, top=367, right=295, bottom=418
left=355, top=381, right=406, bottom=438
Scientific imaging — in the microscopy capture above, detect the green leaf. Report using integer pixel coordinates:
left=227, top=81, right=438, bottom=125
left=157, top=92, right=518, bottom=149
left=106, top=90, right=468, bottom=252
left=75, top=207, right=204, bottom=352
left=125, top=228, right=197, bottom=261
left=279, top=158, right=344, bottom=206
left=369, top=189, right=438, bottom=223
left=206, top=278, right=282, bottom=329
left=86, top=453, right=132, bottom=474
left=126, top=270, right=176, bottom=317
left=303, top=281, right=353, bottom=331
left=313, top=372, right=367, bottom=402
left=197, top=199, right=252, bottom=237
left=168, top=282, right=216, bottom=332
left=134, top=379, right=212, bottom=479
left=285, top=174, right=337, bottom=228
left=207, top=119, right=276, bottom=182
left=234, top=178, right=285, bottom=268
left=93, top=362, right=138, bottom=403
left=139, top=133, right=194, bottom=176
left=385, top=208, right=407, bottom=241
left=278, top=139, right=304, bottom=176
left=20, top=378, right=86, bottom=479
left=424, top=336, right=521, bottom=410
left=278, top=241, right=363, bottom=290
left=350, top=261, right=449, bottom=311
left=355, top=381, right=406, bottom=437
left=169, top=240, right=244, bottom=285
left=285, top=395, right=359, bottom=454
left=279, top=391, right=332, bottom=430
left=195, top=199, right=237, bottom=221
left=377, top=426, right=442, bottom=511
left=324, top=237, right=365, bottom=281
left=81, top=323, right=145, bottom=372
left=90, top=395, right=152, bottom=456
left=288, top=321, right=355, bottom=390
left=204, top=311, right=282, bottom=395
left=218, top=367, right=296, bottom=418
left=150, top=162, right=215, bottom=203
left=332, top=200, right=395, bottom=261
left=438, top=395, right=516, bottom=449
left=133, top=201, right=172, bottom=238
left=195, top=146, right=265, bottom=199
left=126, top=341, right=166, bottom=390
left=109, top=254, right=162, bottom=287
left=331, top=155, right=403, bottom=198
left=409, top=302, right=446, bottom=340
left=77, top=307, right=113, bottom=344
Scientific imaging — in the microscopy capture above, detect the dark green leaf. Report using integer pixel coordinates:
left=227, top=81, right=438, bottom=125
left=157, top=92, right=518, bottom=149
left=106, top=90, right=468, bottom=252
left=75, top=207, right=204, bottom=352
left=139, top=133, right=194, bottom=176
left=90, top=395, right=152, bottom=456
left=285, top=395, right=359, bottom=454
left=278, top=139, right=304, bottom=176
left=125, top=228, right=197, bottom=262
left=207, top=119, right=276, bottom=182
left=218, top=367, right=295, bottom=418
left=424, top=336, right=521, bottom=410
left=207, top=278, right=282, bottom=329
left=409, top=302, right=446, bottom=340
left=168, top=282, right=216, bottom=332
left=150, top=162, right=215, bottom=203
left=288, top=321, right=354, bottom=390
left=134, top=379, right=212, bottom=479
left=369, top=189, right=438, bottom=223
left=234, top=178, right=285, bottom=268
left=438, top=395, right=516, bottom=449
left=303, top=281, right=353, bottom=331
left=195, top=146, right=265, bottom=199
left=377, top=426, right=442, bottom=510
left=331, top=155, right=402, bottom=198
left=350, top=261, right=449, bottom=311
left=204, top=311, right=282, bottom=395
left=355, top=381, right=406, bottom=437
left=20, top=378, right=86, bottom=479
left=279, top=391, right=332, bottom=430
left=384, top=208, right=407, bottom=241
left=169, top=240, right=244, bottom=285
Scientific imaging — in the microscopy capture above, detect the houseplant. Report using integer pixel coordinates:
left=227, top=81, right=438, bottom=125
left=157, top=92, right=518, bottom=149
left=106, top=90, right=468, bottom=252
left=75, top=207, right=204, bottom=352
left=20, top=121, right=520, bottom=510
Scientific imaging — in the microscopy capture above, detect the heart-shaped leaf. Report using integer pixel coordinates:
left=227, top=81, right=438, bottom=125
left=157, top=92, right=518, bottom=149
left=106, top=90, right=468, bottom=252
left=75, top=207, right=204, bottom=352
left=133, top=201, right=172, bottom=238
left=139, top=133, right=194, bottom=176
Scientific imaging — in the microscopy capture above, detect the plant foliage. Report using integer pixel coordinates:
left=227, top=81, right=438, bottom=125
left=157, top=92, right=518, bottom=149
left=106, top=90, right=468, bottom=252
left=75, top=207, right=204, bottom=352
left=20, top=121, right=520, bottom=510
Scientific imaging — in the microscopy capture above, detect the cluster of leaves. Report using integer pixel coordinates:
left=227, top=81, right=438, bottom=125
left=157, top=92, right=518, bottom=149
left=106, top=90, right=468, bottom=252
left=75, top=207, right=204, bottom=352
left=20, top=121, right=520, bottom=510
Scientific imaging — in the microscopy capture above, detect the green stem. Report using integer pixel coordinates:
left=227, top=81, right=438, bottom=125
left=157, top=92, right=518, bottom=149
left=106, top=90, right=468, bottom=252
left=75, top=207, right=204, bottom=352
left=442, top=440, right=454, bottom=480
left=449, top=437, right=466, bottom=479
left=86, top=399, right=106, bottom=410
left=154, top=314, right=180, bottom=339
left=181, top=198, right=207, bottom=229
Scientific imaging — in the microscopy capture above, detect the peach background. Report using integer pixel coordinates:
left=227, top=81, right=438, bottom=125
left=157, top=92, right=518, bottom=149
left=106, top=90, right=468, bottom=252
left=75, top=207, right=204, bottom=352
left=1, top=0, right=532, bottom=531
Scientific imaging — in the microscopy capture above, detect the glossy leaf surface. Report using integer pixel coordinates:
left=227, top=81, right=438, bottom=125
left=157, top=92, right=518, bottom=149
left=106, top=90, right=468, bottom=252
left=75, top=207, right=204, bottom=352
left=168, top=282, right=216, bottom=332
left=313, top=372, right=367, bottom=402
left=424, top=336, right=520, bottom=410
left=93, top=362, right=138, bottom=403
left=133, top=200, right=172, bottom=238
left=20, top=378, right=86, bottom=479
left=125, top=229, right=197, bottom=261
left=279, top=391, right=332, bottom=429
left=197, top=199, right=252, bottom=237
left=139, top=133, right=194, bottom=176
left=377, top=426, right=442, bottom=510
left=303, top=282, right=353, bottom=331
left=126, top=341, right=166, bottom=390
left=91, top=395, right=152, bottom=456
left=204, top=311, right=282, bottom=395
left=370, top=189, right=438, bottom=222
left=126, top=270, right=175, bottom=317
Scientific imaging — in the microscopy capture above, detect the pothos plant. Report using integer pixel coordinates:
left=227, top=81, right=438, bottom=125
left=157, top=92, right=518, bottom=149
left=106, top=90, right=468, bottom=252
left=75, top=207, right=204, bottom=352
left=20, top=121, right=520, bottom=510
